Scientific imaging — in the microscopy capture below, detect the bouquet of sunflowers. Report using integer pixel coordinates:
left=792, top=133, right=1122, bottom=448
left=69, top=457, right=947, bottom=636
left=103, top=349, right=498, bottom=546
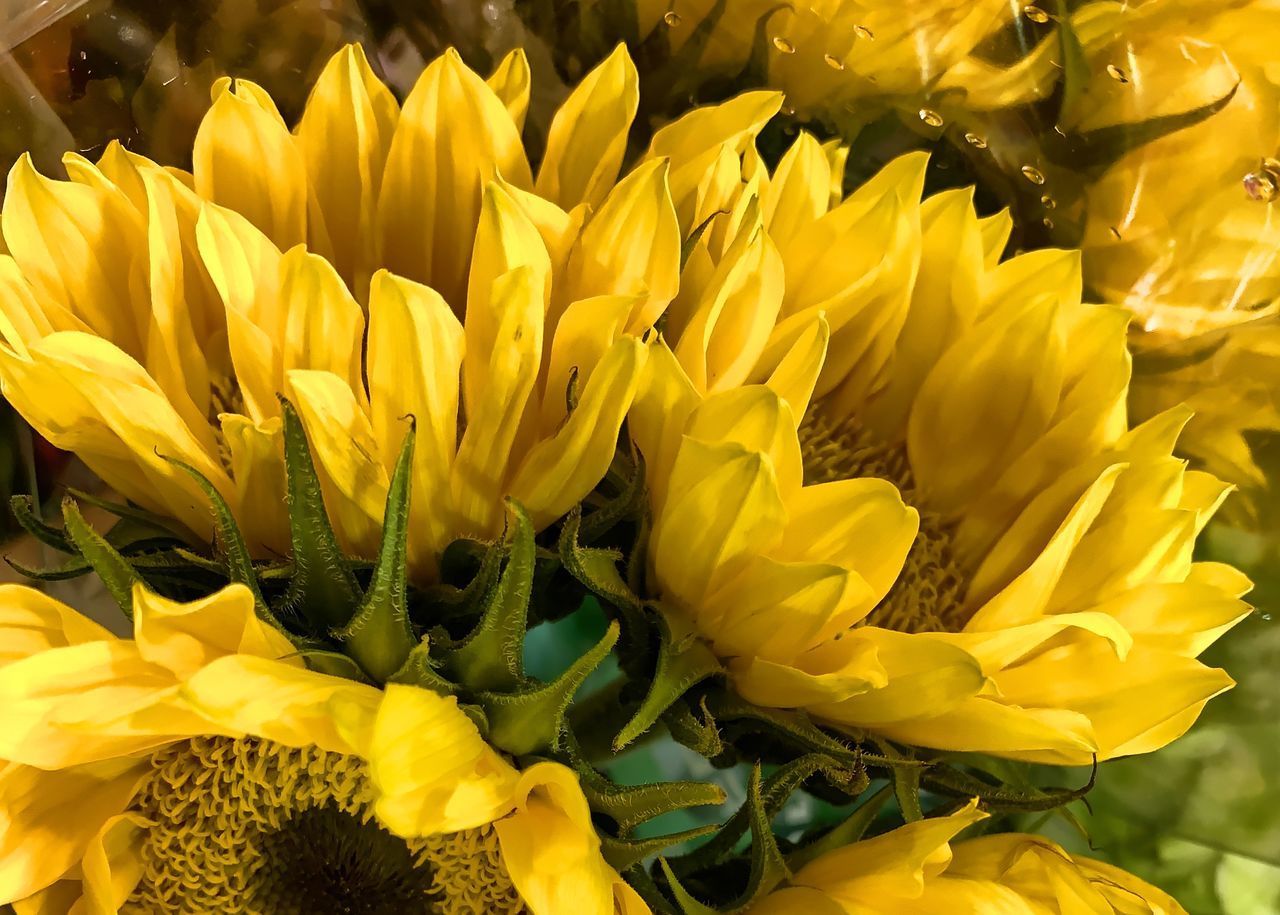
left=0, top=1, right=1275, bottom=913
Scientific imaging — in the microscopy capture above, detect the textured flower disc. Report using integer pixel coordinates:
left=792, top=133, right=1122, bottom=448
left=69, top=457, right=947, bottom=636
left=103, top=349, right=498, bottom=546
left=127, top=737, right=523, bottom=915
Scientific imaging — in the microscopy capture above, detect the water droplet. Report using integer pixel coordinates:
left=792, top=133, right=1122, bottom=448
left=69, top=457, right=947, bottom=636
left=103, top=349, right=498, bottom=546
left=773, top=36, right=796, bottom=54
left=1042, top=217, right=1054, bottom=229
left=1258, top=611, right=1273, bottom=622
left=824, top=53, right=846, bottom=71
left=1106, top=64, right=1129, bottom=83
left=963, top=132, right=987, bottom=149
left=1021, top=165, right=1046, bottom=185
left=853, top=25, right=875, bottom=40
left=1040, top=194, right=1056, bottom=209
left=918, top=108, right=944, bottom=128
left=1023, top=4, right=1051, bottom=22
left=1244, top=158, right=1280, bottom=202
left=781, top=105, right=797, bottom=117
left=663, top=9, right=682, bottom=26
left=1109, top=226, right=1123, bottom=240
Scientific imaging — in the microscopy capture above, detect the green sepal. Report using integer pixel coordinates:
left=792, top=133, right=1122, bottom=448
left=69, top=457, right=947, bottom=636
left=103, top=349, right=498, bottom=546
left=388, top=637, right=457, bottom=696
left=602, top=825, right=720, bottom=873
left=657, top=859, right=720, bottom=915
left=892, top=761, right=924, bottom=823
left=339, top=421, right=417, bottom=683
left=9, top=494, right=74, bottom=553
left=706, top=692, right=860, bottom=762
left=623, top=865, right=682, bottom=915
left=478, top=621, right=619, bottom=757
left=162, top=455, right=266, bottom=613
left=662, top=695, right=724, bottom=758
left=65, top=488, right=188, bottom=544
left=669, top=755, right=850, bottom=879
left=276, top=398, right=362, bottom=632
left=736, top=765, right=792, bottom=906
left=680, top=210, right=724, bottom=271
left=1048, top=82, right=1239, bottom=175
left=60, top=496, right=140, bottom=618
left=578, top=447, right=647, bottom=545
left=614, top=607, right=722, bottom=751
left=924, top=756, right=1098, bottom=813
left=299, top=649, right=374, bottom=684
left=447, top=500, right=536, bottom=691
left=787, top=784, right=893, bottom=871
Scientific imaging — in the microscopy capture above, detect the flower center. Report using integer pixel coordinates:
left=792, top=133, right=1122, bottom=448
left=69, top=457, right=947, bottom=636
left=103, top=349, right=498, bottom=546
left=799, top=410, right=972, bottom=634
left=124, top=736, right=527, bottom=915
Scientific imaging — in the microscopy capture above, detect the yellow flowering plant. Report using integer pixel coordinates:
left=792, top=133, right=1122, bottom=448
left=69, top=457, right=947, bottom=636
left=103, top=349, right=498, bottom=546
left=0, top=37, right=1240, bottom=914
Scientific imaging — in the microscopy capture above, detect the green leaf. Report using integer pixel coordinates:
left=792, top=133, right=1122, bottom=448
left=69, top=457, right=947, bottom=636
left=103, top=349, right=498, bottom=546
left=339, top=421, right=417, bottom=683
left=614, top=607, right=723, bottom=751
left=162, top=455, right=266, bottom=612
left=276, top=398, right=362, bottom=632
left=61, top=497, right=140, bottom=617
left=479, top=621, right=619, bottom=757
left=448, top=500, right=537, bottom=691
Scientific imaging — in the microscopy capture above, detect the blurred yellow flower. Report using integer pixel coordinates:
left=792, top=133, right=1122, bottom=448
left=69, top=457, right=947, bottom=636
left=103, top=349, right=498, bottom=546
left=750, top=802, right=1186, bottom=914
left=0, top=583, right=644, bottom=914
left=0, top=43, right=663, bottom=580
left=634, top=114, right=1251, bottom=763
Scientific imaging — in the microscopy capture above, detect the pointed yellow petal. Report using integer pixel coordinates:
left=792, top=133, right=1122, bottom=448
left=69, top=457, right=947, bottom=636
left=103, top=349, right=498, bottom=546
left=451, top=267, right=544, bottom=537
left=0, top=586, right=114, bottom=668
left=540, top=293, right=639, bottom=431
left=367, top=270, right=465, bottom=577
left=685, top=386, right=803, bottom=499
left=220, top=414, right=290, bottom=557
left=763, top=132, right=830, bottom=244
left=536, top=44, right=639, bottom=210
left=509, top=337, right=645, bottom=529
left=364, top=684, right=520, bottom=836
left=650, top=440, right=785, bottom=610
left=627, top=338, right=700, bottom=506
left=279, top=246, right=367, bottom=403
left=296, top=44, right=399, bottom=292
left=378, top=49, right=532, bottom=306
left=286, top=369, right=388, bottom=557
left=193, top=78, right=307, bottom=250
left=73, top=812, right=148, bottom=915
left=563, top=160, right=680, bottom=334
left=487, top=49, right=532, bottom=132
left=2, top=155, right=143, bottom=354
left=761, top=314, right=829, bottom=424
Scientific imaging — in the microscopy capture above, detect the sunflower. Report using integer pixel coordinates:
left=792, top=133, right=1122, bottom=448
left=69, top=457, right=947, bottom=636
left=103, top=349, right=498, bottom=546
left=749, top=801, right=1186, bottom=914
left=0, top=42, right=673, bottom=580
left=0, top=582, right=645, bottom=914
left=633, top=117, right=1252, bottom=764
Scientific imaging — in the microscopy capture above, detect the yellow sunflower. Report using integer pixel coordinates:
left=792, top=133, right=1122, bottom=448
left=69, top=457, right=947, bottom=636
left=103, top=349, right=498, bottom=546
left=0, top=42, right=675, bottom=580
left=749, top=802, right=1186, bottom=914
left=0, top=582, right=646, bottom=914
left=632, top=112, right=1252, bottom=764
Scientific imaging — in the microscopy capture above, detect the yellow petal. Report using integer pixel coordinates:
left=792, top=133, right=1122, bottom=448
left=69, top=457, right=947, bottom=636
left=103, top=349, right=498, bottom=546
left=2, top=155, right=143, bottom=354
left=509, top=336, right=645, bottom=529
left=296, top=44, right=399, bottom=293
left=685, top=386, right=803, bottom=499
left=907, top=295, right=1064, bottom=515
left=540, top=293, right=640, bottom=432
left=220, top=414, right=290, bottom=557
left=763, top=132, right=830, bottom=245
left=279, top=245, right=367, bottom=403
left=286, top=369, right=388, bottom=557
left=536, top=44, right=639, bottom=210
left=761, top=314, right=829, bottom=425
left=195, top=201, right=283, bottom=423
left=729, top=613, right=887, bottom=703
left=495, top=762, right=620, bottom=915
left=563, top=159, right=680, bottom=334
left=193, top=78, right=307, bottom=250
left=133, top=583, right=296, bottom=680
left=451, top=266, right=544, bottom=537
left=0, top=760, right=150, bottom=904
left=977, top=209, right=1013, bottom=268
left=367, top=270, right=465, bottom=577
left=180, top=654, right=382, bottom=756
left=378, top=49, right=532, bottom=306
left=812, top=628, right=985, bottom=728
left=0, top=255, right=63, bottom=357
left=0, top=586, right=114, bottom=668
left=487, top=49, right=532, bottom=132
left=627, top=338, right=700, bottom=507
left=363, top=684, right=520, bottom=836
left=73, top=812, right=149, bottom=915
left=650, top=439, right=785, bottom=611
